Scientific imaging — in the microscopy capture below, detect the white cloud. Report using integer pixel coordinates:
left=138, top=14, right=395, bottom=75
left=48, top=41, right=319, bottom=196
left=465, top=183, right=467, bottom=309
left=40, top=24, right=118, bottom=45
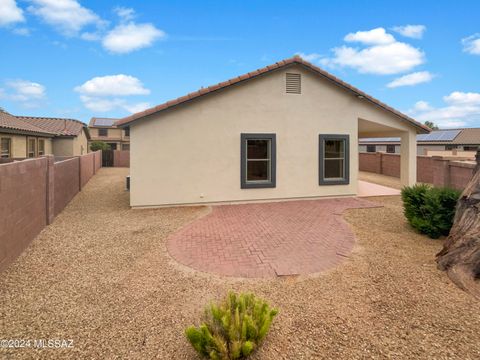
left=102, top=22, right=165, bottom=54
left=79, top=96, right=149, bottom=114
left=462, top=34, right=480, bottom=55
left=123, top=101, right=150, bottom=113
left=320, top=27, right=425, bottom=75
left=295, top=52, right=322, bottom=62
left=0, top=0, right=25, bottom=26
left=114, top=6, right=135, bottom=21
left=321, top=41, right=425, bottom=75
left=412, top=100, right=432, bottom=112
left=0, top=79, right=46, bottom=108
left=3, top=79, right=45, bottom=100
left=387, top=71, right=434, bottom=88
left=74, top=74, right=150, bottom=96
left=12, top=27, right=29, bottom=35
left=28, top=0, right=104, bottom=36
left=75, top=74, right=150, bottom=114
left=409, top=91, right=480, bottom=128
left=344, top=27, right=395, bottom=45
left=444, top=91, right=480, bottom=105
left=392, top=25, right=426, bottom=39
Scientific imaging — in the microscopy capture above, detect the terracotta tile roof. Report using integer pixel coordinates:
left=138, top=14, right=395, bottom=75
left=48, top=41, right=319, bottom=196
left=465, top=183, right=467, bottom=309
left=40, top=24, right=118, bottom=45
left=115, top=56, right=431, bottom=133
left=0, top=110, right=56, bottom=136
left=17, top=116, right=87, bottom=137
left=89, top=117, right=119, bottom=127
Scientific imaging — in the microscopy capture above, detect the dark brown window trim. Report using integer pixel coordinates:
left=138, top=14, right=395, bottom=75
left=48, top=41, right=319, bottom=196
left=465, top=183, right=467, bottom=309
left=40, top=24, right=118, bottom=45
left=240, top=133, right=276, bottom=189
left=319, top=134, right=350, bottom=185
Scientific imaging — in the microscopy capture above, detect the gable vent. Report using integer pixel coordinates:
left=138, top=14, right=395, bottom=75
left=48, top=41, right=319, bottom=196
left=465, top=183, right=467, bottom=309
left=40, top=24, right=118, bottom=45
left=286, top=73, right=301, bottom=94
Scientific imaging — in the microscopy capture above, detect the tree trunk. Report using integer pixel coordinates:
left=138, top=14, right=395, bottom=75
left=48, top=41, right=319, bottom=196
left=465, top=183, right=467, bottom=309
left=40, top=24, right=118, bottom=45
left=436, top=161, right=480, bottom=300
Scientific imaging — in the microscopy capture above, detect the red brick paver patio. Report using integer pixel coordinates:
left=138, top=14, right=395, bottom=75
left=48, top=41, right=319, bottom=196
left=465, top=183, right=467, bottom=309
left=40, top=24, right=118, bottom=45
left=167, top=198, right=380, bottom=278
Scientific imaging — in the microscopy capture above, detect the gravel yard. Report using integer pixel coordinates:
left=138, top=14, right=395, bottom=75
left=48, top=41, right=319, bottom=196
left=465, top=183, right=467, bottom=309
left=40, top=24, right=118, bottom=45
left=1, top=168, right=479, bottom=359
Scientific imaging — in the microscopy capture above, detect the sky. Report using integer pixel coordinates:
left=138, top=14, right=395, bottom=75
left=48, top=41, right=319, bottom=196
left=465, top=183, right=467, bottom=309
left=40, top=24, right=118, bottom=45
left=0, top=0, right=479, bottom=128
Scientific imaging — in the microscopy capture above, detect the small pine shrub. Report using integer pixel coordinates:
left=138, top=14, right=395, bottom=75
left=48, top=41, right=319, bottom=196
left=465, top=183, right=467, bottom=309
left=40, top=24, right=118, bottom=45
left=185, top=292, right=278, bottom=359
left=401, top=184, right=461, bottom=239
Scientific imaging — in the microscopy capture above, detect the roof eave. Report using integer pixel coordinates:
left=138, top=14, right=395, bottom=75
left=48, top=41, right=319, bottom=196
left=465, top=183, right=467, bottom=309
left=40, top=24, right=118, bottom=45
left=115, top=57, right=431, bottom=133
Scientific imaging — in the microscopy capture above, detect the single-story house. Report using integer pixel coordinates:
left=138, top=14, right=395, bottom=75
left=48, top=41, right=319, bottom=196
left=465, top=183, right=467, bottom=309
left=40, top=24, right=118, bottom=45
left=18, top=116, right=90, bottom=156
left=88, top=117, right=130, bottom=150
left=359, top=128, right=480, bottom=155
left=1, top=109, right=55, bottom=158
left=116, top=56, right=430, bottom=208
left=0, top=109, right=90, bottom=159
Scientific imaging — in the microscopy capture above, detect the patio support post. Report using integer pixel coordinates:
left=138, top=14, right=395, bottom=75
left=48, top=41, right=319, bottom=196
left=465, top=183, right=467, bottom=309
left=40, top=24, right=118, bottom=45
left=400, top=131, right=417, bottom=186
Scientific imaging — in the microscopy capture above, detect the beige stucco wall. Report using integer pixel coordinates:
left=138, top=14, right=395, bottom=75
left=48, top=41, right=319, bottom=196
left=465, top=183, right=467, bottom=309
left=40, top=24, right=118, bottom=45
left=52, top=138, right=73, bottom=156
left=130, top=65, right=418, bottom=207
left=0, top=133, right=52, bottom=158
left=73, top=129, right=88, bottom=155
left=89, top=127, right=124, bottom=139
left=53, top=129, right=89, bottom=156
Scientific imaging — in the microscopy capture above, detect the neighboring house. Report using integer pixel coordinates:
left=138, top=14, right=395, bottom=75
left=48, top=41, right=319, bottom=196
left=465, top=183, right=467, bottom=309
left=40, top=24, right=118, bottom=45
left=1, top=110, right=55, bottom=158
left=116, top=56, right=429, bottom=208
left=359, top=128, right=480, bottom=155
left=88, top=117, right=130, bottom=150
left=0, top=110, right=90, bottom=158
left=18, top=116, right=90, bottom=156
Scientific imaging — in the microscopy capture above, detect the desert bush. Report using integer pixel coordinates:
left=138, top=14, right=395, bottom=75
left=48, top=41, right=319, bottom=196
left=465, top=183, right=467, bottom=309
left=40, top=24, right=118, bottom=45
left=401, top=184, right=461, bottom=239
left=89, top=141, right=110, bottom=151
left=185, top=292, right=278, bottom=359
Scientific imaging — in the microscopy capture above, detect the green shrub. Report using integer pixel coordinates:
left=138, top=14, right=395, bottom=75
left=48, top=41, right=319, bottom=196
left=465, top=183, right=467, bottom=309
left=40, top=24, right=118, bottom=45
left=185, top=292, right=278, bottom=359
left=89, top=141, right=110, bottom=152
left=401, top=184, right=461, bottom=239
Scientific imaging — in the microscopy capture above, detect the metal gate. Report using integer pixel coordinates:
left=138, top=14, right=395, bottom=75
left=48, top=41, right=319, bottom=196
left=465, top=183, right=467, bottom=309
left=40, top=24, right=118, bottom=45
left=102, top=149, right=114, bottom=167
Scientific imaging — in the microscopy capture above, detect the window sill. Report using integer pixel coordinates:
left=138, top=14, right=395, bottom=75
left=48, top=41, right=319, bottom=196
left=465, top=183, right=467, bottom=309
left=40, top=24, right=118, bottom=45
left=241, top=182, right=276, bottom=189
left=319, top=179, right=349, bottom=185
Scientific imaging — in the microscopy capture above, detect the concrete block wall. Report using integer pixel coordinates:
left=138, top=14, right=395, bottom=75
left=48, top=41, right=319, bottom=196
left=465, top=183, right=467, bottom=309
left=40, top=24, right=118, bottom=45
left=0, top=158, right=48, bottom=271
left=0, top=150, right=102, bottom=272
left=359, top=152, right=476, bottom=190
left=54, top=157, right=80, bottom=217
left=380, top=153, right=401, bottom=178
left=449, top=161, right=475, bottom=190
left=113, top=150, right=130, bottom=167
left=80, top=152, right=95, bottom=188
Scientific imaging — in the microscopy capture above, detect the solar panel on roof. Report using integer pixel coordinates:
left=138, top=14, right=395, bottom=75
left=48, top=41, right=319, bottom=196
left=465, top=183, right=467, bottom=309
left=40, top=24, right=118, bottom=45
left=417, top=129, right=461, bottom=142
left=94, top=118, right=117, bottom=126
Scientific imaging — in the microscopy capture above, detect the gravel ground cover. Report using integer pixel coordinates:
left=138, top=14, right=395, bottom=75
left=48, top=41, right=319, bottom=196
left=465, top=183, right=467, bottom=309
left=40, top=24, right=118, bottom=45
left=1, top=168, right=479, bottom=359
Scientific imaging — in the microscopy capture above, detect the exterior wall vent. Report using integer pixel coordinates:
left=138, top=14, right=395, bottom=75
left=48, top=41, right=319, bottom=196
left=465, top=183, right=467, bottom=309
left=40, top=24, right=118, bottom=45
left=286, top=73, right=301, bottom=94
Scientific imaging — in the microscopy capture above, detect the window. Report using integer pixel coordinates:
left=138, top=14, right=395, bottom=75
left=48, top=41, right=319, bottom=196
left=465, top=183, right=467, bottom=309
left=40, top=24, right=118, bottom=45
left=319, top=134, right=349, bottom=185
left=1, top=138, right=11, bottom=158
left=241, top=133, right=276, bottom=189
left=38, top=139, right=45, bottom=156
left=366, top=145, right=376, bottom=153
left=124, top=127, right=130, bottom=137
left=27, top=138, right=36, bottom=158
left=445, top=145, right=458, bottom=150
left=386, top=145, right=395, bottom=153
left=286, top=73, right=301, bottom=94
left=464, top=146, right=478, bottom=151
left=122, top=143, right=130, bottom=150
left=98, top=128, right=108, bottom=136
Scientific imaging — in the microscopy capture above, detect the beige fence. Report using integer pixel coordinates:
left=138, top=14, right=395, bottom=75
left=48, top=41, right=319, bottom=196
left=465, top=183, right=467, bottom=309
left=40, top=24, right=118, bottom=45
left=0, top=151, right=102, bottom=271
